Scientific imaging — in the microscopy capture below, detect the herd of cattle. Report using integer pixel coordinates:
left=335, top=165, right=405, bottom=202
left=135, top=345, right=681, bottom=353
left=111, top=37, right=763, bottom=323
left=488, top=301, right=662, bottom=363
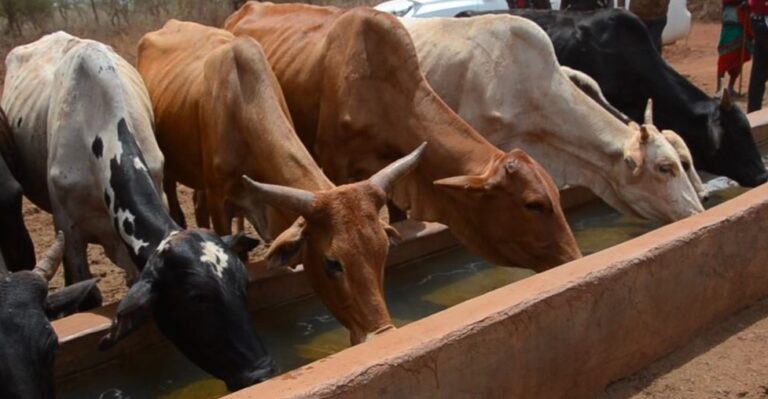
left=0, top=1, right=765, bottom=397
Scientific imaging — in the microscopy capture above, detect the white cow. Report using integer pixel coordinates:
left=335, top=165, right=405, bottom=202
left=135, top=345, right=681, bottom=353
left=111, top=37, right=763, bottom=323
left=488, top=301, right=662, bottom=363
left=561, top=66, right=709, bottom=201
left=1, top=32, right=163, bottom=285
left=402, top=15, right=704, bottom=222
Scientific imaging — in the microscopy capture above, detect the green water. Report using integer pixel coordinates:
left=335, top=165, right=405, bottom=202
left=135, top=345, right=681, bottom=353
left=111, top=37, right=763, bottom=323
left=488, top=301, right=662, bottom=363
left=56, top=180, right=749, bottom=399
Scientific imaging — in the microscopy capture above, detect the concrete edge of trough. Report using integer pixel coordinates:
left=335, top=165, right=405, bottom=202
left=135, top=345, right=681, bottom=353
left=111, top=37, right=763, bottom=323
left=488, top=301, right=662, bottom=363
left=223, top=178, right=768, bottom=398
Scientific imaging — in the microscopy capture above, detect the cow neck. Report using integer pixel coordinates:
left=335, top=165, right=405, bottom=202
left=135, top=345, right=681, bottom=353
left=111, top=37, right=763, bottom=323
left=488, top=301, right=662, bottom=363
left=239, top=101, right=334, bottom=194
left=508, top=79, right=635, bottom=212
left=392, top=84, right=502, bottom=224
left=98, top=118, right=178, bottom=269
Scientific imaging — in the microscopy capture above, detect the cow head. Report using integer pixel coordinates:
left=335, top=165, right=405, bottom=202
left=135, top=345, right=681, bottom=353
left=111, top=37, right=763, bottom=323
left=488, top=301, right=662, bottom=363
left=703, top=90, right=767, bottom=187
left=0, top=233, right=101, bottom=399
left=434, top=149, right=582, bottom=271
left=99, top=230, right=276, bottom=391
left=617, top=101, right=704, bottom=222
left=242, top=143, right=426, bottom=345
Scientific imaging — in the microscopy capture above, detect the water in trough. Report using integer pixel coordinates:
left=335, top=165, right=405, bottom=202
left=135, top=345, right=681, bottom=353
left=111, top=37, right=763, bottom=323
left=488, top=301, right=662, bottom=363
left=56, top=178, right=749, bottom=399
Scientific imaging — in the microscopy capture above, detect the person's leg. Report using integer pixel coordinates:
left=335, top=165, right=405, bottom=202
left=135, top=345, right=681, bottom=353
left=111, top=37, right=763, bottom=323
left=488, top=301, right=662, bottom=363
left=728, top=71, right=739, bottom=94
left=748, top=16, right=768, bottom=112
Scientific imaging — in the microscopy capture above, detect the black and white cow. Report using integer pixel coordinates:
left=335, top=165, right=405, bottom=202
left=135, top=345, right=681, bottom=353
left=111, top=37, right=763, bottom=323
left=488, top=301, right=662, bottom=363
left=459, top=8, right=768, bottom=187
left=2, top=32, right=276, bottom=391
left=0, top=107, right=35, bottom=272
left=0, top=233, right=102, bottom=399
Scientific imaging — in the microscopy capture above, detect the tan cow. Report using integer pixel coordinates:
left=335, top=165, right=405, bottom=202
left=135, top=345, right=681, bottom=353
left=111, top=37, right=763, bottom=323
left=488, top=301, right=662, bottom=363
left=138, top=20, right=427, bottom=345
left=402, top=16, right=704, bottom=223
left=224, top=2, right=582, bottom=271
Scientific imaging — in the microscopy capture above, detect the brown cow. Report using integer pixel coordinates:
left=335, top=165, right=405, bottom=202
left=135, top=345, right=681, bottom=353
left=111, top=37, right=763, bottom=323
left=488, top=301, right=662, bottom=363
left=225, top=2, right=582, bottom=271
left=138, top=20, right=426, bottom=345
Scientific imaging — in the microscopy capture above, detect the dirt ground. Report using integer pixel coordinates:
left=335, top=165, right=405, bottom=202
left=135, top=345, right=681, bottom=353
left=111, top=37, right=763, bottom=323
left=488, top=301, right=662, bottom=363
left=6, top=14, right=768, bottom=399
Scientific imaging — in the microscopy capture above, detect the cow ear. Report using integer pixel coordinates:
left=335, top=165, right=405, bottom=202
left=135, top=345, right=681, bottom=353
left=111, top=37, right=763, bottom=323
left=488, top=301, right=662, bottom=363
left=221, top=232, right=261, bottom=262
left=624, top=128, right=648, bottom=176
left=433, top=175, right=490, bottom=192
left=45, top=278, right=103, bottom=319
left=98, top=278, right=156, bottom=351
left=381, top=222, right=402, bottom=246
left=265, top=218, right=307, bottom=270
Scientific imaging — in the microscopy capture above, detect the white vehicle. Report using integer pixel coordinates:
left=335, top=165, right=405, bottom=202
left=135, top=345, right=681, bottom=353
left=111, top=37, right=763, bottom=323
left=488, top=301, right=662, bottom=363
left=374, top=0, right=691, bottom=44
left=374, top=0, right=508, bottom=17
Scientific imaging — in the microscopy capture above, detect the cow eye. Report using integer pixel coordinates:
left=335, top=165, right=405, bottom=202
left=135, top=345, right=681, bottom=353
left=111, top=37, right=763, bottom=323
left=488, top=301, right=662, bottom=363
left=524, top=201, right=546, bottom=213
left=324, top=257, right=343, bottom=277
left=680, top=161, right=691, bottom=171
left=657, top=164, right=675, bottom=175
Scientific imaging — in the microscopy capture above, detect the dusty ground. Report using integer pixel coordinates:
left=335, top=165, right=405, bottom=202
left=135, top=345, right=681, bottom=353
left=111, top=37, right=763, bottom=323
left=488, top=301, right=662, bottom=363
left=603, top=298, right=768, bottom=399
left=6, top=12, right=768, bottom=399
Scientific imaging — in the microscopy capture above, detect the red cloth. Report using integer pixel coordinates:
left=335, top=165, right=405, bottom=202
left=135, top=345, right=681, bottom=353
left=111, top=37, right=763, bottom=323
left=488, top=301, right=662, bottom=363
left=750, top=0, right=768, bottom=16
left=718, top=3, right=753, bottom=76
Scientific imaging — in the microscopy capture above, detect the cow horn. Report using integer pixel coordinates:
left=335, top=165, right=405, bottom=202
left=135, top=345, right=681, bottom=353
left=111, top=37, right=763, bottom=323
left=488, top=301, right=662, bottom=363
left=640, top=125, right=650, bottom=143
left=644, top=99, right=654, bottom=125
left=241, top=176, right=316, bottom=217
left=370, top=142, right=427, bottom=193
left=720, top=88, right=733, bottom=111
left=33, top=232, right=65, bottom=281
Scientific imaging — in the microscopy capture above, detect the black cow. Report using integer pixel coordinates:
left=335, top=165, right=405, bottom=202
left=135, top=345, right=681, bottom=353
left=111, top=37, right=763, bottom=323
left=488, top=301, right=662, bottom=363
left=459, top=8, right=768, bottom=187
left=0, top=233, right=102, bottom=399
left=0, top=107, right=35, bottom=272
left=95, top=118, right=276, bottom=391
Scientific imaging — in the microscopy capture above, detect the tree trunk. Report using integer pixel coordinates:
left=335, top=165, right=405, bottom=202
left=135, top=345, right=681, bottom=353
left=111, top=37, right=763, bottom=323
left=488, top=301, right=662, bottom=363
left=89, top=0, right=99, bottom=24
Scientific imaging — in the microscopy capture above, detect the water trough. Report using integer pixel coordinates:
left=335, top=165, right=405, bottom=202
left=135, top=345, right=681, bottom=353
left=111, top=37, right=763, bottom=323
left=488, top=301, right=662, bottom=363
left=51, top=111, right=768, bottom=398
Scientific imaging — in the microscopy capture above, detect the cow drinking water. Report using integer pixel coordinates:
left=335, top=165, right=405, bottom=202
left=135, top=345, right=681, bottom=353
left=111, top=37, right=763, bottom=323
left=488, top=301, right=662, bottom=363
left=402, top=15, right=704, bottom=222
left=137, top=20, right=428, bottom=345
left=225, top=2, right=582, bottom=271
left=2, top=32, right=277, bottom=391
left=0, top=233, right=101, bottom=399
left=463, top=8, right=768, bottom=187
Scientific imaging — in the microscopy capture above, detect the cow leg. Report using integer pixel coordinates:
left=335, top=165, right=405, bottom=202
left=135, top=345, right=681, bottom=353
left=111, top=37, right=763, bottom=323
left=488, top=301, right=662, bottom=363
left=49, top=189, right=92, bottom=285
left=193, top=189, right=210, bottom=229
left=104, top=240, right=140, bottom=286
left=235, top=216, right=245, bottom=233
left=0, top=179, right=36, bottom=271
left=208, top=191, right=233, bottom=236
left=62, top=229, right=91, bottom=285
left=163, top=175, right=187, bottom=229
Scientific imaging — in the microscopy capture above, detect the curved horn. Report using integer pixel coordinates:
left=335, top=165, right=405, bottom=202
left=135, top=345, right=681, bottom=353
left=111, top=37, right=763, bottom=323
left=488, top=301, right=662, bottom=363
left=644, top=99, right=654, bottom=125
left=720, top=87, right=733, bottom=111
left=241, top=176, right=316, bottom=216
left=34, top=232, right=65, bottom=281
left=370, top=142, right=427, bottom=193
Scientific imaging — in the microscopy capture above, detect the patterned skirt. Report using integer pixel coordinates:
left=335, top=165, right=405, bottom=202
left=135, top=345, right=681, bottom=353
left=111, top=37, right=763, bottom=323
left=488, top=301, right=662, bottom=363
left=718, top=3, right=753, bottom=76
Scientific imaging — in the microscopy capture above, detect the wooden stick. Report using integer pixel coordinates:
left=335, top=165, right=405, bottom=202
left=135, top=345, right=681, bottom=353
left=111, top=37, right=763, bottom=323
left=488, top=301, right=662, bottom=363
left=738, top=5, right=748, bottom=95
